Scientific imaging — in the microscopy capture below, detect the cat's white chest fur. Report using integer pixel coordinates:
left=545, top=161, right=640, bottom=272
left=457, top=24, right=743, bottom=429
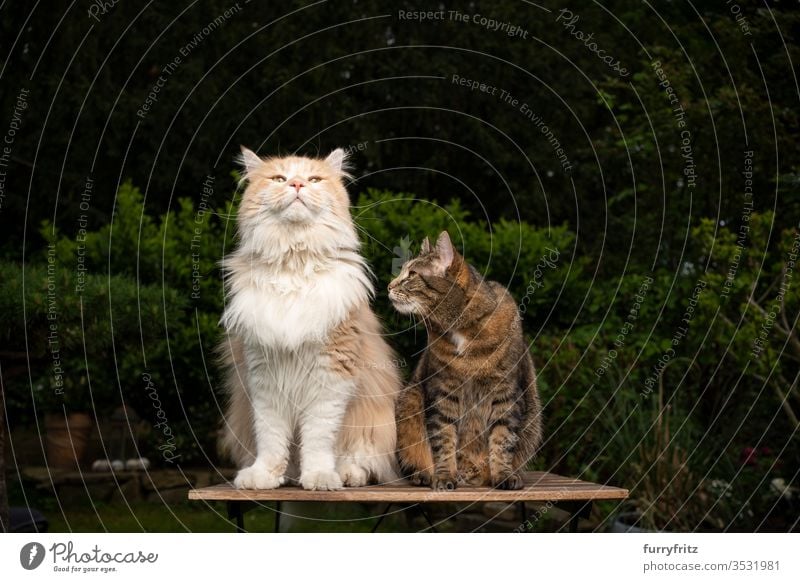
left=448, top=331, right=468, bottom=355
left=222, top=256, right=371, bottom=350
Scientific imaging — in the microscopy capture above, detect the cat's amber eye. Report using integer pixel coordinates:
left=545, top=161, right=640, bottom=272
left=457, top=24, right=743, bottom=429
left=308, top=176, right=322, bottom=183
left=270, top=175, right=286, bottom=182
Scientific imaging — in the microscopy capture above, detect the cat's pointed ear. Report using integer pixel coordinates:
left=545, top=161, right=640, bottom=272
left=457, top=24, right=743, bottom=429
left=434, top=231, right=455, bottom=269
left=420, top=237, right=432, bottom=254
left=238, top=146, right=263, bottom=179
left=325, top=148, right=349, bottom=173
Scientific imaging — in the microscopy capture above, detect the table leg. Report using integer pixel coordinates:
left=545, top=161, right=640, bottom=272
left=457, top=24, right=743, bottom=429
left=371, top=503, right=394, bottom=533
left=274, top=501, right=282, bottom=533
left=417, top=505, right=439, bottom=533
left=374, top=503, right=438, bottom=533
left=227, top=501, right=245, bottom=533
left=557, top=501, right=593, bottom=533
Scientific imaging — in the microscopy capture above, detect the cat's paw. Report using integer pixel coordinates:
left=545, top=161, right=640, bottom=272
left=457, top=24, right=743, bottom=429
left=430, top=473, right=458, bottom=492
left=408, top=471, right=432, bottom=487
left=339, top=463, right=369, bottom=487
left=491, top=472, right=524, bottom=490
left=234, top=464, right=285, bottom=490
left=300, top=470, right=343, bottom=491
left=456, top=468, right=482, bottom=486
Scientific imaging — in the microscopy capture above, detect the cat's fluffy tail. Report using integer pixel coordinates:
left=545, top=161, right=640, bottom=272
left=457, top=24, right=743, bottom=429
left=395, top=381, right=434, bottom=480
left=515, top=352, right=544, bottom=468
left=335, top=307, right=402, bottom=485
left=217, top=334, right=257, bottom=468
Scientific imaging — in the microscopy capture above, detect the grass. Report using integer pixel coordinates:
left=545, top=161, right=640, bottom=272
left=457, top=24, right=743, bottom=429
left=46, top=501, right=260, bottom=533
left=39, top=502, right=431, bottom=533
left=10, top=478, right=422, bottom=532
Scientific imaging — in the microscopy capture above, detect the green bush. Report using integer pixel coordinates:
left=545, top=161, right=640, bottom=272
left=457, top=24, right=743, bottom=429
left=6, top=181, right=796, bottom=532
left=22, top=180, right=243, bottom=464
left=353, top=189, right=583, bottom=357
left=1, top=259, right=183, bottom=416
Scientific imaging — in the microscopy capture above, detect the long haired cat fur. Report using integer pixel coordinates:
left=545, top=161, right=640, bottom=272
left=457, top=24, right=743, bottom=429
left=218, top=147, right=400, bottom=490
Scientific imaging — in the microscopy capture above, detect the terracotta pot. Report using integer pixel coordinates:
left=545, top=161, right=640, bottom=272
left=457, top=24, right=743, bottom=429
left=45, top=412, right=93, bottom=470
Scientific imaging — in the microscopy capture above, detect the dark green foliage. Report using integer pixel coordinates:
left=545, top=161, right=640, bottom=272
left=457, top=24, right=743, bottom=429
left=2, top=2, right=798, bottom=267
left=0, top=257, right=184, bottom=414
left=353, top=189, right=581, bottom=358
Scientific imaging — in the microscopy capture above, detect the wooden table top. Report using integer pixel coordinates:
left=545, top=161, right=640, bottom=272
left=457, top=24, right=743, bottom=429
left=188, top=471, right=628, bottom=503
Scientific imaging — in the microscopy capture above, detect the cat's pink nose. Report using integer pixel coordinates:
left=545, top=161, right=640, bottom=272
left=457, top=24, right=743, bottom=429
left=288, top=179, right=304, bottom=192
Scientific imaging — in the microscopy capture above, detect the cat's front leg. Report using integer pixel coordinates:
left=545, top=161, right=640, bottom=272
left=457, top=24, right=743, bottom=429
left=426, top=397, right=459, bottom=491
left=457, top=406, right=491, bottom=486
left=298, top=385, right=351, bottom=491
left=488, top=421, right=523, bottom=490
left=233, top=348, right=294, bottom=489
left=486, top=387, right=524, bottom=489
left=233, top=399, right=292, bottom=490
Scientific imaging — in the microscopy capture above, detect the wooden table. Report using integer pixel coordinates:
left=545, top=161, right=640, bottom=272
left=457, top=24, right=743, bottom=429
left=188, top=471, right=628, bottom=532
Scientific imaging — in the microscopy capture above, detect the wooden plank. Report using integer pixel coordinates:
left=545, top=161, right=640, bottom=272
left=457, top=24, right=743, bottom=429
left=188, top=471, right=628, bottom=503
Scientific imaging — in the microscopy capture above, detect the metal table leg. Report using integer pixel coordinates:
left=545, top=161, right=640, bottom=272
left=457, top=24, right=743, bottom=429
left=518, top=501, right=528, bottom=525
left=227, top=501, right=245, bottom=533
left=371, top=502, right=394, bottom=533
left=274, top=501, right=282, bottom=533
left=416, top=504, right=439, bottom=532
left=372, top=503, right=438, bottom=532
left=557, top=501, right=593, bottom=533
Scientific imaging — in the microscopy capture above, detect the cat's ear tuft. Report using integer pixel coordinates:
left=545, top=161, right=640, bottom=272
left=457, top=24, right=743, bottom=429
left=420, top=237, right=432, bottom=254
left=238, top=146, right=263, bottom=179
left=435, top=231, right=455, bottom=268
left=325, top=148, right=350, bottom=173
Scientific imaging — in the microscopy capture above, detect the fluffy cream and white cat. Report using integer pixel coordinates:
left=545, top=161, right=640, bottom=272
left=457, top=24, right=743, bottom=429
left=218, top=147, right=400, bottom=490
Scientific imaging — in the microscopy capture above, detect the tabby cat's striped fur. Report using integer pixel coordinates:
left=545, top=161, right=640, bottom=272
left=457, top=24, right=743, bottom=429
left=388, top=232, right=543, bottom=490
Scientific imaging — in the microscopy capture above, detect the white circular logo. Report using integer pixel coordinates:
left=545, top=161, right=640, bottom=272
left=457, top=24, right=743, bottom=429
left=20, top=542, right=46, bottom=570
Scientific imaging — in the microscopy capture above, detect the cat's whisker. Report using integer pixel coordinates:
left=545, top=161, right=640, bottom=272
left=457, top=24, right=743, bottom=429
left=204, top=210, right=237, bottom=221
left=351, top=223, right=396, bottom=256
left=350, top=197, right=414, bottom=217
left=411, top=312, right=421, bottom=339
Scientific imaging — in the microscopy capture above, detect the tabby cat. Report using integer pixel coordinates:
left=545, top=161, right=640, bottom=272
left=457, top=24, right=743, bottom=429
left=388, top=231, right=542, bottom=490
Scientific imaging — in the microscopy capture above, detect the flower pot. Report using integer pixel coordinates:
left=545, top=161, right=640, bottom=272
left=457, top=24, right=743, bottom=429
left=45, top=412, right=93, bottom=470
